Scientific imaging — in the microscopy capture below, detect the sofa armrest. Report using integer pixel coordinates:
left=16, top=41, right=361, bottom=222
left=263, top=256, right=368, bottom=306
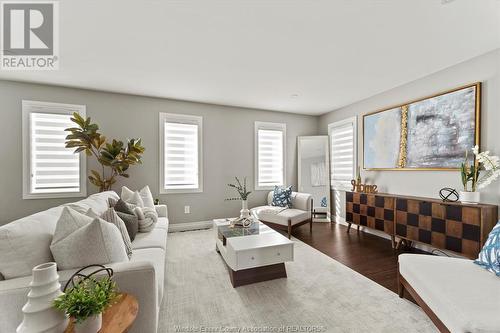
left=292, top=192, right=313, bottom=213
left=0, top=261, right=158, bottom=333
left=155, top=204, right=168, bottom=218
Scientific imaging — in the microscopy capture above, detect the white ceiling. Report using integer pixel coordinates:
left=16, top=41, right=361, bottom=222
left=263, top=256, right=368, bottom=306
left=1, top=0, right=499, bottom=115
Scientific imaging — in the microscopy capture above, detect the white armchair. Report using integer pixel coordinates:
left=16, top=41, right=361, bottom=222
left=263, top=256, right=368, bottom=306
left=251, top=191, right=313, bottom=238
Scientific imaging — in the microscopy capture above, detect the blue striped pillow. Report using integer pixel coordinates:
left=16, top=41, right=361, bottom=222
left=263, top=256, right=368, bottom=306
left=474, top=220, right=500, bottom=276
left=271, top=186, right=292, bottom=208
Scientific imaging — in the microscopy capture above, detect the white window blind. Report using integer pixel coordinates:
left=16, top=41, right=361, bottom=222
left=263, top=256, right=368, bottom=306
left=329, top=117, right=357, bottom=189
left=22, top=100, right=87, bottom=199
left=255, top=122, right=286, bottom=190
left=160, top=113, right=203, bottom=193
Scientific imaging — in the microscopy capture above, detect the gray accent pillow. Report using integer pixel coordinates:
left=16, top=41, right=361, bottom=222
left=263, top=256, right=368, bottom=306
left=116, top=211, right=138, bottom=241
left=50, top=207, right=128, bottom=270
left=87, top=208, right=133, bottom=259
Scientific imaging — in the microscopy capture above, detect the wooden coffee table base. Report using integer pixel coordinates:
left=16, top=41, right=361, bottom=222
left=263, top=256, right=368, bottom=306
left=228, top=263, right=287, bottom=287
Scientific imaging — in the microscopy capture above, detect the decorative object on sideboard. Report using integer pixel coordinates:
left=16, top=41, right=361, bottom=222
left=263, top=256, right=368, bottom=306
left=363, top=82, right=480, bottom=170
left=438, top=187, right=459, bottom=202
left=154, top=198, right=160, bottom=205
left=225, top=177, right=253, bottom=228
left=350, top=179, right=378, bottom=193
left=65, top=113, right=145, bottom=192
left=460, top=145, right=500, bottom=204
left=53, top=265, right=118, bottom=333
left=16, top=262, right=68, bottom=333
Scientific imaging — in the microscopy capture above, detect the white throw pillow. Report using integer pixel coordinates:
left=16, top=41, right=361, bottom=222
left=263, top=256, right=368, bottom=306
left=87, top=208, right=133, bottom=259
left=121, top=185, right=154, bottom=209
left=50, top=207, right=128, bottom=270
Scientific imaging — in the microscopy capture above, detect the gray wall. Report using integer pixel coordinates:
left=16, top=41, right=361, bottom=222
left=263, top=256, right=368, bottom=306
left=319, top=49, right=500, bottom=220
left=0, top=81, right=318, bottom=225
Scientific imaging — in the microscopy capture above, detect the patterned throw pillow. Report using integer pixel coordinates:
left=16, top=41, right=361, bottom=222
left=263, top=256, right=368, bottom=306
left=474, top=220, right=500, bottom=276
left=271, top=186, right=293, bottom=208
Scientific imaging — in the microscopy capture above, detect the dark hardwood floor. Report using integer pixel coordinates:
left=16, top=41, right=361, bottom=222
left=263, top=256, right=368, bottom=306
left=291, top=221, right=428, bottom=301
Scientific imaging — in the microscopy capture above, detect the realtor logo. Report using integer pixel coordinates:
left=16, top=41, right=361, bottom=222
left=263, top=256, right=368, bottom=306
left=1, top=1, right=59, bottom=70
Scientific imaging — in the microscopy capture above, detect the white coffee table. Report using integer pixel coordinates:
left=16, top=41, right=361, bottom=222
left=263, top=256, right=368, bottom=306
left=214, top=218, right=294, bottom=287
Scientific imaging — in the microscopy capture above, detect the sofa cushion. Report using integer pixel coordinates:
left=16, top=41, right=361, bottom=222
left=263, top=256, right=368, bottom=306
left=50, top=207, right=129, bottom=270
left=271, top=186, right=293, bottom=208
left=0, top=206, right=63, bottom=279
left=87, top=208, right=133, bottom=259
left=122, top=185, right=155, bottom=209
left=399, top=254, right=500, bottom=333
left=130, top=248, right=165, bottom=306
left=252, top=206, right=309, bottom=226
left=474, top=220, right=500, bottom=276
left=132, top=228, right=167, bottom=251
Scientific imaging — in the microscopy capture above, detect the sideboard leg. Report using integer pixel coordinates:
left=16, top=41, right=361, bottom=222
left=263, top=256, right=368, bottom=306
left=347, top=223, right=352, bottom=233
left=391, top=236, right=396, bottom=249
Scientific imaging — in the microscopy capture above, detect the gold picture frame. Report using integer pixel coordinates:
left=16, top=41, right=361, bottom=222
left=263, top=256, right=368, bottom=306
left=362, top=82, right=481, bottom=171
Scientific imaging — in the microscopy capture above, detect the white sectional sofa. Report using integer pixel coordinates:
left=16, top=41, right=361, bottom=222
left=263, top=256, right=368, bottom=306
left=0, top=191, right=168, bottom=333
left=398, top=254, right=500, bottom=333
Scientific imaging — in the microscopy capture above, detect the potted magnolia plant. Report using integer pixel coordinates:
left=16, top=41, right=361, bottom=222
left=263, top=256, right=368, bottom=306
left=53, top=276, right=118, bottom=333
left=226, top=177, right=252, bottom=226
left=460, top=145, right=500, bottom=204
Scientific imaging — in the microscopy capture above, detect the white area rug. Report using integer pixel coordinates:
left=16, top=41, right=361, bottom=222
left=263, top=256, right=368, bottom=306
left=158, top=229, right=437, bottom=333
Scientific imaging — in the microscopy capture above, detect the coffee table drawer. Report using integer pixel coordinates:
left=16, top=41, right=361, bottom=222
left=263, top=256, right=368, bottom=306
left=236, top=244, right=293, bottom=270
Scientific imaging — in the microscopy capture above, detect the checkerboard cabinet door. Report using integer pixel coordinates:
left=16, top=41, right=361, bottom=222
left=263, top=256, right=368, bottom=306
left=345, top=192, right=396, bottom=247
left=395, top=198, right=496, bottom=258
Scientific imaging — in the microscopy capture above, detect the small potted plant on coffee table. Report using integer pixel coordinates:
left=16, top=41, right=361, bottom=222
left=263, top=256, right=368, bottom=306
left=53, top=276, right=118, bottom=333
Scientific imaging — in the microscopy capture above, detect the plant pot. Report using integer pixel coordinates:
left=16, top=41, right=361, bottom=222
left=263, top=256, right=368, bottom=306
left=460, top=191, right=480, bottom=204
left=240, top=200, right=250, bottom=219
left=16, top=262, right=68, bottom=333
left=75, top=314, right=102, bottom=333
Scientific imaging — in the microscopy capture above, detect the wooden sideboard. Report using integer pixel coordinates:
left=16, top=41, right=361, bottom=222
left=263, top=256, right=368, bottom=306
left=343, top=191, right=498, bottom=258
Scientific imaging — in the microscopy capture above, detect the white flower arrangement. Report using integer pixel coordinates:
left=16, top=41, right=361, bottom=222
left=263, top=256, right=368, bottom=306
left=461, top=145, right=500, bottom=191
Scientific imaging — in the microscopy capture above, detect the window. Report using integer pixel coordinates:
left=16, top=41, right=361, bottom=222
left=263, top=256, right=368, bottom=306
left=22, top=100, right=87, bottom=199
left=159, top=113, right=203, bottom=193
left=255, top=121, right=286, bottom=190
left=328, top=116, right=357, bottom=189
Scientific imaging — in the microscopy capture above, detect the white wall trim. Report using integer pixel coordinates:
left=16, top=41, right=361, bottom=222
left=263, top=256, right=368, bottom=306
left=168, top=220, right=213, bottom=233
left=22, top=100, right=87, bottom=200
left=254, top=121, right=287, bottom=191
left=159, top=112, right=204, bottom=194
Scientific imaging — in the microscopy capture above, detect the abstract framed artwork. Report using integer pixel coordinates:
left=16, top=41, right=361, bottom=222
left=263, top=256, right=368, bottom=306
left=363, top=82, right=481, bottom=170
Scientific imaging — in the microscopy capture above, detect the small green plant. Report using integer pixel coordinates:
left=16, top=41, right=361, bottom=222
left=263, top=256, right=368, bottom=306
left=225, top=177, right=251, bottom=201
left=53, top=277, right=118, bottom=324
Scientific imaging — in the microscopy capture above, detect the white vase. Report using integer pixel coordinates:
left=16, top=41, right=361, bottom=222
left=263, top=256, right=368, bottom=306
left=16, top=262, right=68, bottom=333
left=75, top=314, right=102, bottom=333
left=460, top=191, right=480, bottom=204
left=240, top=200, right=250, bottom=219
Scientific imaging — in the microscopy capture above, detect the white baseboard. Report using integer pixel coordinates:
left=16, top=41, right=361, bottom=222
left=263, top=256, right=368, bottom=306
left=168, top=220, right=213, bottom=233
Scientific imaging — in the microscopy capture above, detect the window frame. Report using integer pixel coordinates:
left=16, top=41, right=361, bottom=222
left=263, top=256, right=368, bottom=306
left=159, top=112, right=203, bottom=194
left=254, top=121, right=286, bottom=191
left=22, top=100, right=87, bottom=200
left=328, top=116, right=358, bottom=190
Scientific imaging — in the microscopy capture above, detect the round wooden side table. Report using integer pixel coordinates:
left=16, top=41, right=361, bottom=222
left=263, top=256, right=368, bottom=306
left=64, top=293, right=138, bottom=333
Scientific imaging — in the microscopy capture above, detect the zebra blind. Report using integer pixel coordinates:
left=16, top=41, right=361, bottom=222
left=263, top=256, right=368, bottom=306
left=160, top=113, right=202, bottom=193
left=255, top=122, right=285, bottom=189
left=329, top=118, right=356, bottom=188
left=23, top=100, right=86, bottom=198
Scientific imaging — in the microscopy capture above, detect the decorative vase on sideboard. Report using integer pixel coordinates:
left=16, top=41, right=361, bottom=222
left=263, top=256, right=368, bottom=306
left=460, top=191, right=480, bottom=204
left=16, top=262, right=68, bottom=333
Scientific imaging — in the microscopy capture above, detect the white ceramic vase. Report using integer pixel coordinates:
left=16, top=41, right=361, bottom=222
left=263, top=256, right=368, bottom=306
left=460, top=191, right=480, bottom=204
left=75, top=314, right=102, bottom=333
left=240, top=200, right=250, bottom=219
left=16, top=262, right=68, bottom=333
